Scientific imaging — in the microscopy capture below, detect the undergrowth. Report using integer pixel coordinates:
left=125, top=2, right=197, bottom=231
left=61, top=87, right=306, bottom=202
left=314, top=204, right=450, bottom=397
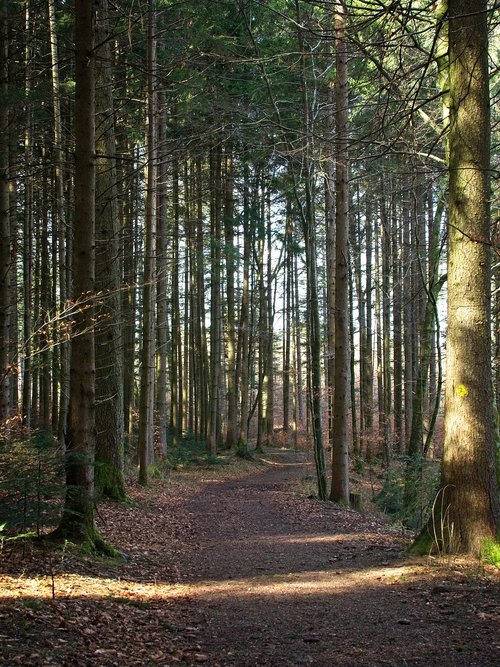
left=164, top=433, right=229, bottom=469
left=374, top=457, right=440, bottom=531
left=481, top=539, right=500, bottom=567
left=0, top=431, right=64, bottom=538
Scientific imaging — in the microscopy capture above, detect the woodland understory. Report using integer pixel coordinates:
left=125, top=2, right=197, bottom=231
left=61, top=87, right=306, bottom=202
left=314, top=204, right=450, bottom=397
left=1, top=449, right=500, bottom=667
left=0, top=7, right=500, bottom=661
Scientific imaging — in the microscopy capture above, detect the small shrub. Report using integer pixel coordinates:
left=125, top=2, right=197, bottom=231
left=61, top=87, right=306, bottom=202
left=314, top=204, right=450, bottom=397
left=374, top=457, right=440, bottom=531
left=0, top=431, right=64, bottom=538
left=165, top=432, right=218, bottom=469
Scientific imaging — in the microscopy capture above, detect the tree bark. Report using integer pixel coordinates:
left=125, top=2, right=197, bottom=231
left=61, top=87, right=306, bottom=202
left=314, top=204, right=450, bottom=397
left=415, top=0, right=500, bottom=555
left=94, top=0, right=125, bottom=499
left=138, top=2, right=157, bottom=485
left=330, top=1, right=350, bottom=504
left=53, top=0, right=106, bottom=550
left=0, top=0, right=11, bottom=423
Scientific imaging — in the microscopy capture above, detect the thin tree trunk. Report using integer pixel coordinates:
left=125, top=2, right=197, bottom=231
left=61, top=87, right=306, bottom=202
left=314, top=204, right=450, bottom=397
left=353, top=188, right=365, bottom=462
left=156, top=102, right=168, bottom=454
left=294, top=0, right=327, bottom=499
left=170, top=157, right=181, bottom=443
left=22, top=1, right=33, bottom=426
left=380, top=177, right=392, bottom=464
left=236, top=162, right=252, bottom=453
left=138, top=3, right=157, bottom=485
left=283, top=196, right=293, bottom=439
left=402, top=186, right=413, bottom=448
left=224, top=144, right=237, bottom=449
left=325, top=154, right=336, bottom=458
left=208, top=149, right=222, bottom=456
left=392, top=183, right=403, bottom=453
left=48, top=0, right=69, bottom=446
left=0, top=0, right=10, bottom=422
left=122, top=144, right=138, bottom=443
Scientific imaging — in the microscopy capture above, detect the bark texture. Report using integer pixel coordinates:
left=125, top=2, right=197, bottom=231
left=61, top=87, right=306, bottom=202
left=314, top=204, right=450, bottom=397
left=434, top=0, right=500, bottom=554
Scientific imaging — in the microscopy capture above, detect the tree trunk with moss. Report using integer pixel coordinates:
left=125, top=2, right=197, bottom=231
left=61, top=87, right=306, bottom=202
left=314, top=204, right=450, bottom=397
left=414, top=0, right=500, bottom=555
left=94, top=0, right=125, bottom=500
left=53, top=0, right=109, bottom=551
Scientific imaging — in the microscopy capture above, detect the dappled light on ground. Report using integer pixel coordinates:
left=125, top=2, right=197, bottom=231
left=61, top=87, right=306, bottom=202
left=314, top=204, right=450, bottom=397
left=1, top=450, right=498, bottom=666
left=0, top=563, right=415, bottom=603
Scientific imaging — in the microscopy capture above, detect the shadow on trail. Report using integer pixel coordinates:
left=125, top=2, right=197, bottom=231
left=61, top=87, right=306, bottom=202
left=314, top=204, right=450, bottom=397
left=1, top=449, right=498, bottom=666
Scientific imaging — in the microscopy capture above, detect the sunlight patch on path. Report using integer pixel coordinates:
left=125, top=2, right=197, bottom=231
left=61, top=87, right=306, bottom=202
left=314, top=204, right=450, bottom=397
left=0, top=573, right=190, bottom=602
left=182, top=565, right=412, bottom=601
left=0, top=563, right=412, bottom=604
left=200, top=531, right=398, bottom=547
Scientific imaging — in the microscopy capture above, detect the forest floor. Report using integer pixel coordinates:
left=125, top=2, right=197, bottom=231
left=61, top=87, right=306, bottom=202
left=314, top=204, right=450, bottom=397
left=0, top=447, right=499, bottom=666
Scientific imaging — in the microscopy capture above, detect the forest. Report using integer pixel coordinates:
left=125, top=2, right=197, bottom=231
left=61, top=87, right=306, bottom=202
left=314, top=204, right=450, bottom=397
left=0, top=0, right=499, bottom=664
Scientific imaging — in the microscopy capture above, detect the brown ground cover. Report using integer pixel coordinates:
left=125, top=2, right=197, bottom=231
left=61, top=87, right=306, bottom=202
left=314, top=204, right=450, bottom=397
left=0, top=449, right=499, bottom=666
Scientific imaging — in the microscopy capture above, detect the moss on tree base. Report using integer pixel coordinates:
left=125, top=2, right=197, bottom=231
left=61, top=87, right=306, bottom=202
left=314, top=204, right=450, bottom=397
left=48, top=522, right=116, bottom=557
left=408, top=529, right=434, bottom=556
left=95, top=462, right=127, bottom=502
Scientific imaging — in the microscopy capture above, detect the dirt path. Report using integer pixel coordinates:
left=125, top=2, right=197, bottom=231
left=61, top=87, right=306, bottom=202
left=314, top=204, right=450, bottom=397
left=170, top=450, right=499, bottom=666
left=1, top=449, right=499, bottom=666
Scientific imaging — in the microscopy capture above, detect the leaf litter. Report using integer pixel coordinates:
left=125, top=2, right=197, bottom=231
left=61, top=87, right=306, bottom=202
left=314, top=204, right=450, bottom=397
left=0, top=449, right=498, bottom=666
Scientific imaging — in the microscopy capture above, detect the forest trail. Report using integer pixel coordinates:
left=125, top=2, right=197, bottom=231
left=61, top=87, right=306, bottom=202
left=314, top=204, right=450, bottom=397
left=1, top=449, right=499, bottom=666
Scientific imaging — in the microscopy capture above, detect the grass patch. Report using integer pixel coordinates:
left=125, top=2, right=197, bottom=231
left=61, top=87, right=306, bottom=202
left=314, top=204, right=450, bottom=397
left=481, top=540, right=500, bottom=567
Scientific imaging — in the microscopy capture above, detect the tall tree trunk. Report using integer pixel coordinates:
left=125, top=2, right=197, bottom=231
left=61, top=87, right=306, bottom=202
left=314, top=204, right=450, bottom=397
left=40, top=168, right=51, bottom=431
left=256, top=176, right=267, bottom=453
left=170, top=158, right=181, bottom=443
left=138, top=2, right=157, bottom=485
left=265, top=188, right=274, bottom=447
left=195, top=157, right=209, bottom=442
left=224, top=144, right=238, bottom=449
left=208, top=149, right=222, bottom=456
left=402, top=187, right=413, bottom=448
left=325, top=130, right=336, bottom=459
left=7, top=93, right=18, bottom=418
left=122, top=144, right=138, bottom=443
left=380, top=177, right=392, bottom=464
left=392, top=183, right=403, bottom=453
left=363, top=196, right=374, bottom=459
left=236, top=162, right=252, bottom=453
left=22, top=0, right=33, bottom=426
left=415, top=0, right=500, bottom=555
left=0, top=0, right=11, bottom=424
left=330, top=0, right=350, bottom=504
left=53, top=0, right=104, bottom=549
left=282, top=196, right=293, bottom=439
left=293, top=251, right=303, bottom=444
left=156, top=102, right=168, bottom=454
left=48, top=0, right=69, bottom=446
left=294, top=1, right=327, bottom=499
left=94, top=0, right=125, bottom=500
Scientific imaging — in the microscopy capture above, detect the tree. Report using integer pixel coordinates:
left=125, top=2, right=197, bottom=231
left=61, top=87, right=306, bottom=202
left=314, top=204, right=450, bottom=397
left=330, top=0, right=350, bottom=504
left=414, top=0, right=500, bottom=554
left=94, top=0, right=126, bottom=500
left=138, top=0, right=158, bottom=486
left=48, top=0, right=69, bottom=446
left=0, top=0, right=10, bottom=423
left=52, top=0, right=109, bottom=552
